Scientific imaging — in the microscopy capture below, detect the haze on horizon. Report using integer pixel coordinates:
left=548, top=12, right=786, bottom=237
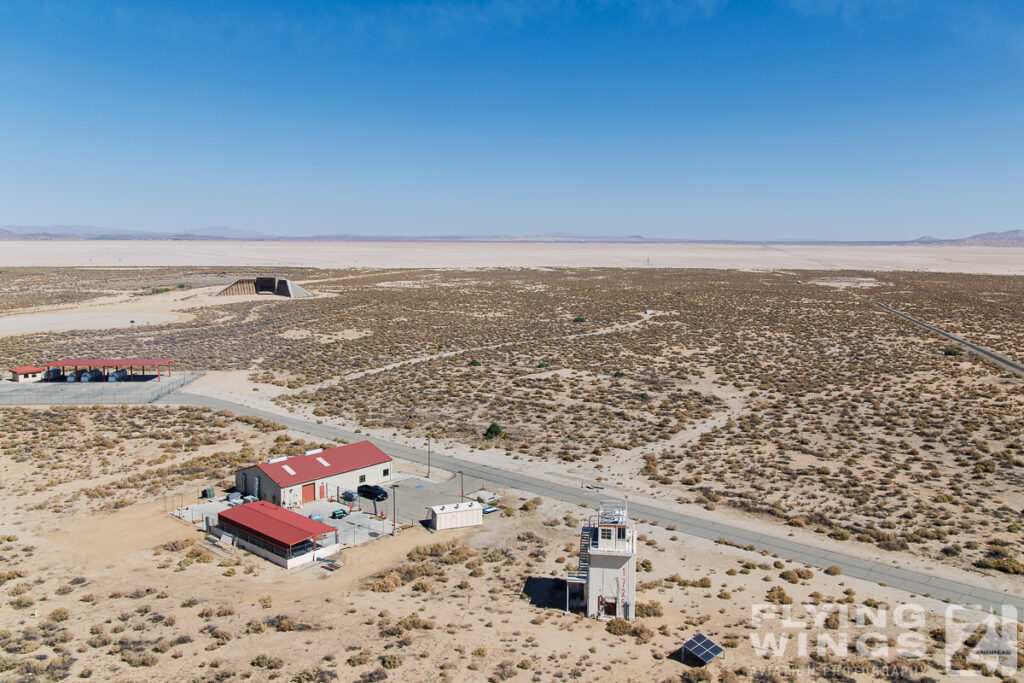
left=1, top=0, right=1022, bottom=242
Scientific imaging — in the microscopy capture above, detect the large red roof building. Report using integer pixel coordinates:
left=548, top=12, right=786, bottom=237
left=235, top=441, right=392, bottom=508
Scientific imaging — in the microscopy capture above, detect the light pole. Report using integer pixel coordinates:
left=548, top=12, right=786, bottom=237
left=391, top=485, right=398, bottom=536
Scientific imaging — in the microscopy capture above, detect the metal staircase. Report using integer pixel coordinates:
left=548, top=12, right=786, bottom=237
left=573, top=527, right=592, bottom=580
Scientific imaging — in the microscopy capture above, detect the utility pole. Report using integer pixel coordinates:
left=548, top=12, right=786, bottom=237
left=458, top=471, right=464, bottom=500
left=391, top=485, right=398, bottom=536
left=427, top=436, right=432, bottom=479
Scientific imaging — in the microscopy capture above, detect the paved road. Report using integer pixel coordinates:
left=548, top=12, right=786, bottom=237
left=875, top=302, right=1024, bottom=378
left=160, top=391, right=1024, bottom=614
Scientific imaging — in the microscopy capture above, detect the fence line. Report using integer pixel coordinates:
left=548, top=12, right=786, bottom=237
left=0, top=370, right=206, bottom=406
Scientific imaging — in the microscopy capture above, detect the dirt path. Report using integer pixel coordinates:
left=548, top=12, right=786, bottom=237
left=289, top=311, right=658, bottom=394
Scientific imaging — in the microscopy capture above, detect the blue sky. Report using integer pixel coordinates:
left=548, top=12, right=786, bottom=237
left=0, top=1, right=1021, bottom=240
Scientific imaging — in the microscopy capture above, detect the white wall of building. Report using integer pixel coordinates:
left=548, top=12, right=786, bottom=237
left=586, top=553, right=636, bottom=620
left=429, top=502, right=483, bottom=530
left=235, top=462, right=392, bottom=509
left=10, top=371, right=42, bottom=383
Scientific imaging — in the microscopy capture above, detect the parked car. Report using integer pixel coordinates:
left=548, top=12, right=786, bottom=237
left=341, top=490, right=358, bottom=502
left=308, top=513, right=324, bottom=522
left=357, top=484, right=388, bottom=502
left=330, top=509, right=348, bottom=519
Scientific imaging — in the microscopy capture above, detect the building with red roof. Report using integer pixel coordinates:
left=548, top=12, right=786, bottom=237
left=217, top=501, right=340, bottom=568
left=8, top=366, right=44, bottom=382
left=234, top=441, right=392, bottom=508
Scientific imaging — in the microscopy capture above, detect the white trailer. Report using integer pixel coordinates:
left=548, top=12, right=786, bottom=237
left=428, top=502, right=483, bottom=531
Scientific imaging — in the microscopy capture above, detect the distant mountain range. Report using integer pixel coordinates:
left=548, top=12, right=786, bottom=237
left=2, top=225, right=1023, bottom=246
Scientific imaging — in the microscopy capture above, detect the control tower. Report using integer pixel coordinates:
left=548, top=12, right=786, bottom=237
left=565, top=500, right=637, bottom=619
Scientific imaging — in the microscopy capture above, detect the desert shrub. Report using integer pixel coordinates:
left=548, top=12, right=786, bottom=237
left=252, top=654, right=284, bottom=669
left=10, top=596, right=33, bottom=610
left=292, top=667, right=338, bottom=682
left=681, top=668, right=711, bottom=682
left=635, top=601, right=663, bottom=618
left=484, top=423, right=503, bottom=440
left=975, top=557, right=1024, bottom=574
left=605, top=618, right=631, bottom=636
left=370, top=573, right=402, bottom=593
left=519, top=497, right=542, bottom=512
left=162, top=538, right=195, bottom=552
left=380, top=654, right=403, bottom=669
left=824, top=565, right=842, bottom=575
left=766, top=586, right=792, bottom=604
left=245, top=621, right=266, bottom=634
left=47, top=608, right=69, bottom=622
left=121, top=651, right=158, bottom=667
left=0, top=570, right=25, bottom=585
left=779, top=570, right=803, bottom=583
left=492, top=660, right=518, bottom=680
left=209, top=627, right=231, bottom=643
left=631, top=623, right=653, bottom=644
left=347, top=649, right=372, bottom=667
left=275, top=617, right=300, bottom=632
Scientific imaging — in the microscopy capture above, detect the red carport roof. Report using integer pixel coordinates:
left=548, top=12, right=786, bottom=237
left=218, top=501, right=335, bottom=547
left=256, top=440, right=391, bottom=487
left=9, top=366, right=44, bottom=373
left=41, top=358, right=172, bottom=368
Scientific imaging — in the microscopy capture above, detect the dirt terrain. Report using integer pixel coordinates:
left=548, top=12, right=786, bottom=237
left=2, top=264, right=1024, bottom=680
left=0, top=406, right=971, bottom=681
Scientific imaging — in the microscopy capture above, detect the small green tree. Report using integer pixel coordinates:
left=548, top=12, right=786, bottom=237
left=484, top=423, right=503, bottom=440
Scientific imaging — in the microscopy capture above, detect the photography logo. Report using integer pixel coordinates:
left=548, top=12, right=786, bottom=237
left=944, top=605, right=1018, bottom=677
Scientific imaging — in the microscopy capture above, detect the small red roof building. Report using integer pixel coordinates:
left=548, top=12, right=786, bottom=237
left=9, top=366, right=44, bottom=374
left=218, top=501, right=335, bottom=547
left=256, top=441, right=391, bottom=487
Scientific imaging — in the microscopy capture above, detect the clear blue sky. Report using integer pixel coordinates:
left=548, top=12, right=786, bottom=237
left=1, top=1, right=1021, bottom=240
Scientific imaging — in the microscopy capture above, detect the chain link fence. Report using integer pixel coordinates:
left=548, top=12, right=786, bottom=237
left=0, top=370, right=206, bottom=406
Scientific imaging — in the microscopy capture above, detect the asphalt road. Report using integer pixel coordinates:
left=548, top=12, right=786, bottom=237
left=159, top=391, right=1024, bottom=614
left=875, top=302, right=1024, bottom=378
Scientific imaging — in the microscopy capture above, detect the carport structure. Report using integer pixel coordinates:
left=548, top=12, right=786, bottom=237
left=41, top=358, right=173, bottom=382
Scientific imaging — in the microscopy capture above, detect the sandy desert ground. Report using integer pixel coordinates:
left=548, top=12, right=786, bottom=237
left=2, top=254, right=1023, bottom=681
left=2, top=240, right=1024, bottom=273
left=0, top=406, right=975, bottom=683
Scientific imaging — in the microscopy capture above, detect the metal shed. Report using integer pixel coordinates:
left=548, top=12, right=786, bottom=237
left=428, top=501, right=483, bottom=531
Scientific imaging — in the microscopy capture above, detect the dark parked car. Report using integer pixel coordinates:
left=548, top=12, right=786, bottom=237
left=357, top=484, right=388, bottom=502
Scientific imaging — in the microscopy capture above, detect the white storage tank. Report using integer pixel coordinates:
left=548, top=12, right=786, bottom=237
left=428, top=501, right=483, bottom=531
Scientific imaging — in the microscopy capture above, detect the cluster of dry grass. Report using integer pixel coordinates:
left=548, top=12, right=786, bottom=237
left=0, top=406, right=307, bottom=513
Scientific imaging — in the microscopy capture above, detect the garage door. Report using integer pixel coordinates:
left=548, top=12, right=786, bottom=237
left=302, top=483, right=315, bottom=503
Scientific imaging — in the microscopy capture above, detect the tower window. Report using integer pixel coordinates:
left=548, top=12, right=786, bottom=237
left=617, top=527, right=627, bottom=540
left=600, top=528, right=612, bottom=541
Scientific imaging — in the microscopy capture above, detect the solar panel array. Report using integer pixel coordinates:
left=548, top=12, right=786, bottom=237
left=683, top=633, right=724, bottom=664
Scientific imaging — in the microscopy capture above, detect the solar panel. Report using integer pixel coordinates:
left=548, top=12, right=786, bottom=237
left=683, top=633, right=724, bottom=664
